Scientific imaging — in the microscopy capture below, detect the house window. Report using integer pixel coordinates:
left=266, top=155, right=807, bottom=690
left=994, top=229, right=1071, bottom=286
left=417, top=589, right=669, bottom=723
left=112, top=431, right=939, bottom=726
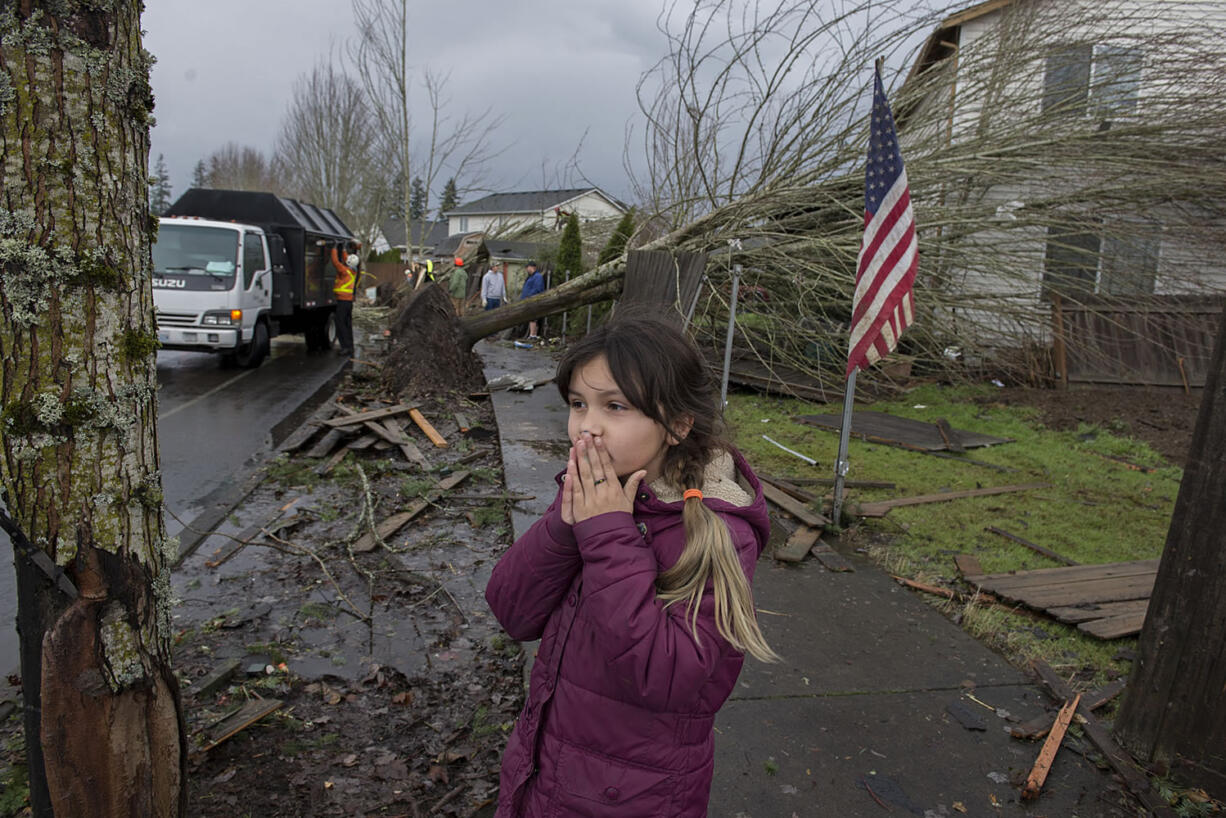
left=1100, top=232, right=1158, bottom=295
left=1043, top=44, right=1141, bottom=123
left=1042, top=222, right=1100, bottom=298
left=459, top=216, right=469, bottom=232
left=1043, top=220, right=1159, bottom=298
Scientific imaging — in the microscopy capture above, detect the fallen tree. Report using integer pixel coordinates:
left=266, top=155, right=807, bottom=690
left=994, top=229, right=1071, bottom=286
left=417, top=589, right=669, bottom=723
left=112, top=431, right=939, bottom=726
left=386, top=0, right=1226, bottom=397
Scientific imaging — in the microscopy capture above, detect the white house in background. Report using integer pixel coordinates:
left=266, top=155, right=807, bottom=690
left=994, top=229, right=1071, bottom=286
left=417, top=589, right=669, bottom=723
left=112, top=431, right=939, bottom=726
left=443, top=188, right=627, bottom=236
left=899, top=0, right=1226, bottom=307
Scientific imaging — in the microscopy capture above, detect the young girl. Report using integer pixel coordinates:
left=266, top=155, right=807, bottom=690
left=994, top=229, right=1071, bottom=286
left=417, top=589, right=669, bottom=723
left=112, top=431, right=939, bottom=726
left=485, top=315, right=778, bottom=817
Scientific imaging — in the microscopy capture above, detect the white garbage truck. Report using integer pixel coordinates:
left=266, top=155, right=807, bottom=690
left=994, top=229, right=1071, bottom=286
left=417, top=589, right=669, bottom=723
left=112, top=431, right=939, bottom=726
left=152, top=188, right=357, bottom=367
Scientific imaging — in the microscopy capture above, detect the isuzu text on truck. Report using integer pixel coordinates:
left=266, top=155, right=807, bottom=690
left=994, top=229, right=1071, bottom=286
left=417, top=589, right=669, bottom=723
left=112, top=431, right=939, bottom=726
left=152, top=188, right=357, bottom=367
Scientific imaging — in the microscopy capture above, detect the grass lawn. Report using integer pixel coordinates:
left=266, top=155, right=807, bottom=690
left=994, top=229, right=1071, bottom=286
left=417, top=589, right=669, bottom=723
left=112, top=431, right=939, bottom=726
left=725, top=382, right=1182, bottom=688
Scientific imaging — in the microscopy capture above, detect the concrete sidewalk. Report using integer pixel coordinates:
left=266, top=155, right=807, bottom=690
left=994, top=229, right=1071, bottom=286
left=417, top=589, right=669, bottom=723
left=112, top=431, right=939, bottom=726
left=477, top=339, right=1139, bottom=818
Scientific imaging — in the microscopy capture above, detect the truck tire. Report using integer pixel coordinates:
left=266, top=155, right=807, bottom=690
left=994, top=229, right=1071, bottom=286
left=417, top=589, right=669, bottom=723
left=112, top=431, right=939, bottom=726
left=304, top=309, right=335, bottom=352
left=232, top=321, right=269, bottom=368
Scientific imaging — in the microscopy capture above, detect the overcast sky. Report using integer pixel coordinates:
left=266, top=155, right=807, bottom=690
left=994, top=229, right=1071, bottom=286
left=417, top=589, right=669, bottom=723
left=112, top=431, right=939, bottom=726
left=142, top=0, right=667, bottom=207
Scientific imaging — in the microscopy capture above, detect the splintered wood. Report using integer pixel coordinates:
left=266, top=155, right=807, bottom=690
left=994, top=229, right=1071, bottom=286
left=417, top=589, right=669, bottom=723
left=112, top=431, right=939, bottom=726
left=291, top=402, right=448, bottom=471
left=1021, top=692, right=1081, bottom=800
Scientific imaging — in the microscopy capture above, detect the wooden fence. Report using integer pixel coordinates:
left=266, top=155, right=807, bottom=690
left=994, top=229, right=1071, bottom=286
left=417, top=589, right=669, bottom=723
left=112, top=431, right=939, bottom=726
left=1055, top=295, right=1224, bottom=388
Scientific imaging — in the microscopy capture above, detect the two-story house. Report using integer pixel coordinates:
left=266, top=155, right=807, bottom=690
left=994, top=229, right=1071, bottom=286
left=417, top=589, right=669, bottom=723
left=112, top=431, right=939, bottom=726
left=443, top=188, right=628, bottom=236
left=898, top=0, right=1226, bottom=385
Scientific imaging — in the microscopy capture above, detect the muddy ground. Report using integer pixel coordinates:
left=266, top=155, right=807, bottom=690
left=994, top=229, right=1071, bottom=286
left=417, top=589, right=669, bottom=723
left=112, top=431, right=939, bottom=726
left=982, top=384, right=1203, bottom=467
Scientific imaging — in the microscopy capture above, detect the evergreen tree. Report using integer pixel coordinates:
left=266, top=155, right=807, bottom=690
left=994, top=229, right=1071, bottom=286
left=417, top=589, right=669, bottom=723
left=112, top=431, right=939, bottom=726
left=409, top=176, right=426, bottom=220
left=191, top=158, right=207, bottom=189
left=148, top=152, right=173, bottom=215
left=438, top=177, right=458, bottom=218
left=598, top=208, right=635, bottom=265
left=557, top=212, right=584, bottom=276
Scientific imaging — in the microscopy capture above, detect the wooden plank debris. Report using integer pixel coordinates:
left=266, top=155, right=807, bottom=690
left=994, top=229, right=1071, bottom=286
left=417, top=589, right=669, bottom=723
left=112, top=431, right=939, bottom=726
left=454, top=412, right=471, bottom=432
left=188, top=658, right=242, bottom=701
left=205, top=498, right=301, bottom=568
left=381, top=417, right=430, bottom=468
left=774, top=525, right=820, bottom=562
left=762, top=482, right=829, bottom=528
left=353, top=471, right=470, bottom=553
left=810, top=542, right=854, bottom=572
left=954, top=554, right=984, bottom=579
left=1031, top=661, right=1177, bottom=818
left=346, top=434, right=378, bottom=451
left=795, top=410, right=1012, bottom=451
left=1078, top=609, right=1149, bottom=639
left=758, top=474, right=821, bottom=504
left=934, top=417, right=965, bottom=452
left=986, top=526, right=1078, bottom=566
left=322, top=403, right=416, bottom=428
left=1046, top=599, right=1148, bottom=625
left=409, top=408, right=449, bottom=448
left=1010, top=679, right=1125, bottom=740
left=277, top=402, right=337, bottom=452
left=200, top=697, right=284, bottom=752
left=315, top=446, right=349, bottom=476
left=780, top=475, right=896, bottom=490
left=1021, top=692, right=1081, bottom=800
left=855, top=483, right=1048, bottom=517
left=305, top=428, right=346, bottom=459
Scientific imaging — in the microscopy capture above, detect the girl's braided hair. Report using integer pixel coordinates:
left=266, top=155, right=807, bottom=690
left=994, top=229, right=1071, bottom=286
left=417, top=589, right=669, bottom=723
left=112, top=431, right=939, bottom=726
left=556, top=314, right=778, bottom=662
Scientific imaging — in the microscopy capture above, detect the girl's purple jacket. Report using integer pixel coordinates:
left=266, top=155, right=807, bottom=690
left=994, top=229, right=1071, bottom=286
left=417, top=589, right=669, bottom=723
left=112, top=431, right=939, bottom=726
left=485, top=449, right=770, bottom=817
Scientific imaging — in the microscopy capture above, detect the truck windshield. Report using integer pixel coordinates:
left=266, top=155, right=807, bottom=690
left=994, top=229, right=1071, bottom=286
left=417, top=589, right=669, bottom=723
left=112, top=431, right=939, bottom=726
left=152, top=224, right=239, bottom=283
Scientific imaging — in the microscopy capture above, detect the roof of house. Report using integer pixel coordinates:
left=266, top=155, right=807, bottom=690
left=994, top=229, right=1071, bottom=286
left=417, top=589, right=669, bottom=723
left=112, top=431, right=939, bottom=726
left=444, top=187, right=627, bottom=217
left=381, top=217, right=449, bottom=249
left=484, top=239, right=542, bottom=262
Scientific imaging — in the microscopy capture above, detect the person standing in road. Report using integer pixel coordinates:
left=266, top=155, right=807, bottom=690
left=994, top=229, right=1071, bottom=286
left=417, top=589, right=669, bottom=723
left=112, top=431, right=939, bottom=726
left=328, top=241, right=358, bottom=357
left=482, top=262, right=506, bottom=310
left=519, top=261, right=545, bottom=339
left=448, top=257, right=469, bottom=315
left=485, top=315, right=778, bottom=817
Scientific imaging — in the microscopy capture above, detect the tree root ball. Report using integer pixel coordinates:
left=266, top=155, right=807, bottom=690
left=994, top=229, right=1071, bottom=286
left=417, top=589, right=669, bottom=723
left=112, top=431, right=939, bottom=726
left=381, top=284, right=485, bottom=398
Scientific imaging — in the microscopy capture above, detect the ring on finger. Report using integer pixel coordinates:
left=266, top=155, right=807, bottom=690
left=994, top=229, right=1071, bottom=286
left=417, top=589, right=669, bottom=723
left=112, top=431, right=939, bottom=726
left=592, top=477, right=607, bottom=486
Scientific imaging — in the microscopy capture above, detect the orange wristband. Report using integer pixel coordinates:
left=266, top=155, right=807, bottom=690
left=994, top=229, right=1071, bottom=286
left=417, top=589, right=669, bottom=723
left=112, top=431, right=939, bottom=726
left=683, top=489, right=703, bottom=501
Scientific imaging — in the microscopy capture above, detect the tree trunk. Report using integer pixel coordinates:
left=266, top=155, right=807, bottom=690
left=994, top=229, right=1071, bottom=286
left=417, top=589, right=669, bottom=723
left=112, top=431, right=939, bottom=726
left=0, top=4, right=186, bottom=816
left=1114, top=308, right=1226, bottom=795
left=457, top=273, right=623, bottom=347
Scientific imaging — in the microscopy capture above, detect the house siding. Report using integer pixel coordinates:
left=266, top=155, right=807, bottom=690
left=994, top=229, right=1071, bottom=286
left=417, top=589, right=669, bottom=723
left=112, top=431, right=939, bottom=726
left=908, top=0, right=1226, bottom=353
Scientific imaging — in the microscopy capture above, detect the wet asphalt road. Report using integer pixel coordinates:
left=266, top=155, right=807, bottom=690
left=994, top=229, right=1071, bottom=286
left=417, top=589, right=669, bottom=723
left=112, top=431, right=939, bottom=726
left=1, top=337, right=347, bottom=671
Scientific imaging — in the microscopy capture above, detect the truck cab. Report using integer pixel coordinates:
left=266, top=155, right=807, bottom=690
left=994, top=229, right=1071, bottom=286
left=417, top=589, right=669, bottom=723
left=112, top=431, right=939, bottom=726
left=152, top=189, right=356, bottom=367
left=153, top=217, right=278, bottom=367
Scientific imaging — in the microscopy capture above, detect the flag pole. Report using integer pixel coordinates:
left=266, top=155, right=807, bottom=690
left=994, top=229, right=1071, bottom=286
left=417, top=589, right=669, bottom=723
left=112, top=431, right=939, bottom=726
left=831, top=368, right=856, bottom=526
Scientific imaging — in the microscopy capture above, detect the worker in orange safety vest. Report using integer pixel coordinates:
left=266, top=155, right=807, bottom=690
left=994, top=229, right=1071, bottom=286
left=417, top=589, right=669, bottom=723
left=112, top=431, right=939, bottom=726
left=329, top=241, right=359, bottom=357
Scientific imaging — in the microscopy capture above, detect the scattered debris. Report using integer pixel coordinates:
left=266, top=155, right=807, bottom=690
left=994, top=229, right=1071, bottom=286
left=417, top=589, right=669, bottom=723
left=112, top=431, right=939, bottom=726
left=946, top=699, right=988, bottom=731
left=795, top=410, right=1012, bottom=451
left=762, top=482, right=829, bottom=528
left=198, top=697, right=284, bottom=753
left=962, top=560, right=1158, bottom=639
left=1021, top=692, right=1080, bottom=800
left=761, top=434, right=817, bottom=465
left=1030, top=661, right=1178, bottom=818
left=855, top=483, right=1049, bottom=517
left=985, top=525, right=1078, bottom=566
left=353, top=471, right=471, bottom=553
left=810, top=542, right=854, bottom=572
left=774, top=525, right=820, bottom=563
left=1011, top=679, right=1125, bottom=740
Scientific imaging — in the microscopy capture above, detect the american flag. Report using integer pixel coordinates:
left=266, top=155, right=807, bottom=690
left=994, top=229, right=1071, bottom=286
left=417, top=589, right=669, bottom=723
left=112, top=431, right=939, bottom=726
left=846, top=64, right=918, bottom=378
